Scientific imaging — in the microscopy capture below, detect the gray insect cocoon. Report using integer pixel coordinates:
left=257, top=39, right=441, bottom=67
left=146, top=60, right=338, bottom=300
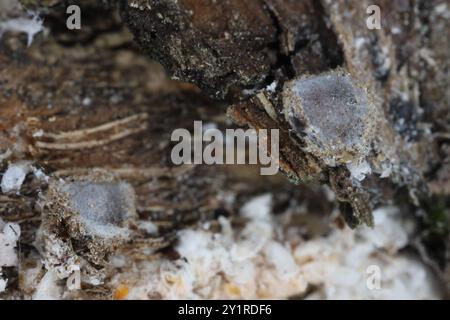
left=282, top=70, right=379, bottom=165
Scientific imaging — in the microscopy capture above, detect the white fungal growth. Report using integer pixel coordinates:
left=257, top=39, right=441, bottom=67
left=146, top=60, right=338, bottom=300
left=240, top=193, right=272, bottom=221
left=264, top=242, right=299, bottom=279
left=354, top=37, right=367, bottom=50
left=434, top=3, right=450, bottom=18
left=1, top=161, right=32, bottom=194
left=109, top=195, right=440, bottom=300
left=347, top=160, right=372, bottom=182
left=380, top=162, right=393, bottom=178
left=0, top=276, right=6, bottom=293
left=266, top=80, right=278, bottom=92
left=0, top=219, right=20, bottom=267
left=0, top=11, right=44, bottom=47
left=33, top=270, right=62, bottom=300
left=0, top=218, right=20, bottom=293
left=1, top=161, right=49, bottom=194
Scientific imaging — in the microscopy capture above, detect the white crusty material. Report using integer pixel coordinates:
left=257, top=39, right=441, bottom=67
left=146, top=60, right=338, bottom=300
left=108, top=195, right=440, bottom=300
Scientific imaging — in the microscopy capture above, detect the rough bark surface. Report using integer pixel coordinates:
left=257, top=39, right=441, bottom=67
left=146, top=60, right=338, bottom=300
left=0, top=0, right=449, bottom=298
left=122, top=0, right=448, bottom=229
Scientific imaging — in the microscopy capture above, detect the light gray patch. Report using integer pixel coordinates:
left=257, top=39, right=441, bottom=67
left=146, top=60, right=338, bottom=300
left=283, top=71, right=376, bottom=163
left=61, top=181, right=136, bottom=238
